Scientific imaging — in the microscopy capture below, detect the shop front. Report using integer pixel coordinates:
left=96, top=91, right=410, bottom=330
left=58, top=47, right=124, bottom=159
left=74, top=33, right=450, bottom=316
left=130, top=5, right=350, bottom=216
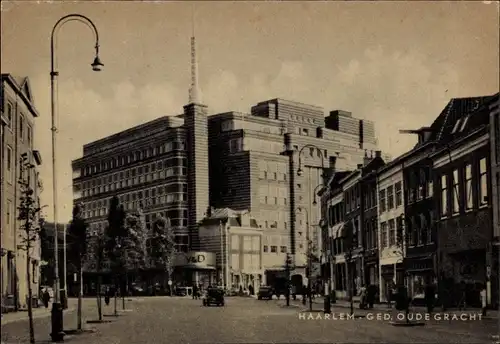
left=172, top=251, right=217, bottom=289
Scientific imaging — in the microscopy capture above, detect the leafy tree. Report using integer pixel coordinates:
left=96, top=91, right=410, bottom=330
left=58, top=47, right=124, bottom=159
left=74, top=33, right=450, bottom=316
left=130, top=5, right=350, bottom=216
left=17, top=157, right=43, bottom=344
left=148, top=217, right=176, bottom=295
left=104, top=195, right=126, bottom=316
left=67, top=204, right=88, bottom=331
left=118, top=211, right=147, bottom=308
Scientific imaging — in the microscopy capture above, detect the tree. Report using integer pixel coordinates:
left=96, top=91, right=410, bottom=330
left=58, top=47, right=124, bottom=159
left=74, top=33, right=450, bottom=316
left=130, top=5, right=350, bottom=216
left=67, top=204, right=88, bottom=331
left=119, top=211, right=147, bottom=308
left=148, top=217, right=176, bottom=295
left=17, top=156, right=43, bottom=344
left=104, top=196, right=126, bottom=316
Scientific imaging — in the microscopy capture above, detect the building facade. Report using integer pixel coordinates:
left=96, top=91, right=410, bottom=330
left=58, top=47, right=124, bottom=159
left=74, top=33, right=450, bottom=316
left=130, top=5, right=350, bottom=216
left=198, top=208, right=263, bottom=291
left=72, top=115, right=191, bottom=260
left=1, top=74, right=43, bottom=311
left=432, top=95, right=497, bottom=308
left=208, top=100, right=387, bottom=285
left=489, top=94, right=500, bottom=254
left=376, top=158, right=405, bottom=302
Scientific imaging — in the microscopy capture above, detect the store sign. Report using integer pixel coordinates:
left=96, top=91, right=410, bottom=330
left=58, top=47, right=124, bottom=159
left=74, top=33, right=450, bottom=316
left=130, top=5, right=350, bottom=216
left=174, top=251, right=216, bottom=268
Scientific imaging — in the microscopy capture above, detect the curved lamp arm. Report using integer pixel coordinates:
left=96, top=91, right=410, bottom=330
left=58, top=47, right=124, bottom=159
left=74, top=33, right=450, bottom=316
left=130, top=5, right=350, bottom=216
left=51, top=14, right=103, bottom=74
left=297, top=144, right=325, bottom=177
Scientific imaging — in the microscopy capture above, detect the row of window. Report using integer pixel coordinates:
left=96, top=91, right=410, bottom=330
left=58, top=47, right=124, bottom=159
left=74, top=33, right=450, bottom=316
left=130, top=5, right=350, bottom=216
left=80, top=166, right=187, bottom=197
left=260, top=196, right=288, bottom=206
left=345, top=186, right=361, bottom=213
left=4, top=103, right=33, bottom=145
left=379, top=181, right=403, bottom=213
left=259, top=171, right=287, bottom=181
left=439, top=157, right=488, bottom=217
left=263, top=245, right=287, bottom=253
left=406, top=167, right=433, bottom=204
left=231, top=235, right=260, bottom=251
left=81, top=141, right=186, bottom=176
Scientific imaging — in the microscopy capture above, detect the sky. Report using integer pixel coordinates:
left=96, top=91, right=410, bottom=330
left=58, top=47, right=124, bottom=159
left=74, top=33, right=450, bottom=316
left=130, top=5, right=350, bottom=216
left=1, top=1, right=499, bottom=223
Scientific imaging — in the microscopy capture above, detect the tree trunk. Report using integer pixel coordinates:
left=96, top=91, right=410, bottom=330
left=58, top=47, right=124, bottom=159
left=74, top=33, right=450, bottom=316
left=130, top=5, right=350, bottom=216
left=114, top=279, right=118, bottom=316
left=122, top=272, right=126, bottom=310
left=97, top=275, right=102, bottom=321
left=26, top=253, right=35, bottom=344
left=77, top=265, right=83, bottom=330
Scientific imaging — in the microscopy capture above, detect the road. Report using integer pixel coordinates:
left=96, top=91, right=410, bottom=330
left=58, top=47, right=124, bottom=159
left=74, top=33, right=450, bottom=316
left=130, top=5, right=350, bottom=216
left=1, top=296, right=497, bottom=343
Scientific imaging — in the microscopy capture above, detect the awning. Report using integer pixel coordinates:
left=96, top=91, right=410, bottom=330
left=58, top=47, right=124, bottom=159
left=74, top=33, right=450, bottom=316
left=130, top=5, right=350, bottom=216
left=180, top=265, right=217, bottom=270
left=329, top=222, right=345, bottom=239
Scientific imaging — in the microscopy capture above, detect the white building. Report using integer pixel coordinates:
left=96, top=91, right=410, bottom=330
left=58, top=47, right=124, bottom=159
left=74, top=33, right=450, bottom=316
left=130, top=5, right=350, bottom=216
left=198, top=208, right=263, bottom=292
left=376, top=160, right=405, bottom=302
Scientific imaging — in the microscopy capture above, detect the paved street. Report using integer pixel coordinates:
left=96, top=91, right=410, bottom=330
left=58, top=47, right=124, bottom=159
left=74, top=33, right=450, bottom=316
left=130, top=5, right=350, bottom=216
left=3, top=296, right=497, bottom=343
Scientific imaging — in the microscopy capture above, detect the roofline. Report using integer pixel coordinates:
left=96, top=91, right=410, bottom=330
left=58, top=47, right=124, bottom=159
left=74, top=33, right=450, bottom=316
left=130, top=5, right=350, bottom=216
left=338, top=169, right=361, bottom=186
left=1, top=74, right=40, bottom=118
left=376, top=141, right=434, bottom=175
left=429, top=125, right=489, bottom=159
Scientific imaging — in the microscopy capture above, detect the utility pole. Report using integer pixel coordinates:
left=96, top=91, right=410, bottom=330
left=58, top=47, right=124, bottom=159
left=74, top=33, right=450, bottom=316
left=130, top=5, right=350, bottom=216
left=285, top=254, right=292, bottom=306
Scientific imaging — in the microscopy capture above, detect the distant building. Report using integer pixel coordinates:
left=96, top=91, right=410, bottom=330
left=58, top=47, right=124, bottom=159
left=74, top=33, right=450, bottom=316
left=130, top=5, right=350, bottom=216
left=208, top=99, right=388, bottom=285
left=198, top=208, right=263, bottom=291
left=489, top=94, right=500, bottom=247
left=1, top=74, right=43, bottom=311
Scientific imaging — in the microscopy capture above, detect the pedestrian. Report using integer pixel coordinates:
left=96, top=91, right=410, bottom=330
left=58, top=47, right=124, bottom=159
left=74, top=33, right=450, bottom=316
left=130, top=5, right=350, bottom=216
left=291, top=285, right=297, bottom=301
left=424, top=280, right=435, bottom=314
left=480, top=284, right=487, bottom=316
left=42, top=288, right=50, bottom=308
left=104, top=287, right=111, bottom=306
left=367, top=284, right=376, bottom=309
left=359, top=285, right=367, bottom=309
left=386, top=281, right=394, bottom=308
left=248, top=284, right=254, bottom=296
left=193, top=285, right=198, bottom=300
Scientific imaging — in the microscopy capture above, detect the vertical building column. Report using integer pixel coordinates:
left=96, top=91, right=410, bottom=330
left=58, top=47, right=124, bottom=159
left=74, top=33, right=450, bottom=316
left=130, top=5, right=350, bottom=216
left=184, top=103, right=209, bottom=251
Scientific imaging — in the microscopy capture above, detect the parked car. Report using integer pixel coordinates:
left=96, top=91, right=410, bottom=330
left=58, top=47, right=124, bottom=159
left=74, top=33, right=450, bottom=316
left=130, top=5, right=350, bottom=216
left=203, top=287, right=225, bottom=307
left=257, top=286, right=274, bottom=300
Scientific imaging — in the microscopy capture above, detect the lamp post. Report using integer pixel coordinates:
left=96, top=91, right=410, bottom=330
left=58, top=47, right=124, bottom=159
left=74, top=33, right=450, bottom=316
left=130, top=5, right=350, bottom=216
left=297, top=206, right=313, bottom=311
left=296, top=144, right=326, bottom=310
left=50, top=14, right=103, bottom=342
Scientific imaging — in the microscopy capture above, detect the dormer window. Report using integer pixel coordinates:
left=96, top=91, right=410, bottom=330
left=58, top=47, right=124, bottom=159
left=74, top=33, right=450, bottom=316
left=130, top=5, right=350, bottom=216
left=459, top=115, right=469, bottom=132
left=451, top=118, right=462, bottom=134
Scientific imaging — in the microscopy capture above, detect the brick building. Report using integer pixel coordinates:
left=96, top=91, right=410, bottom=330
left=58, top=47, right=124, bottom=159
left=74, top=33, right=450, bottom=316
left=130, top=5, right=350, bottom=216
left=432, top=95, right=498, bottom=308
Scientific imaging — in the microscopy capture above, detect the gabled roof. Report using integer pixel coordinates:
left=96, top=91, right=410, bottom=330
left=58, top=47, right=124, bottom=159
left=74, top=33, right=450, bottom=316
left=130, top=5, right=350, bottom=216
left=428, top=95, right=494, bottom=145
left=1, top=74, right=39, bottom=117
left=319, top=171, right=352, bottom=197
left=199, top=208, right=259, bottom=228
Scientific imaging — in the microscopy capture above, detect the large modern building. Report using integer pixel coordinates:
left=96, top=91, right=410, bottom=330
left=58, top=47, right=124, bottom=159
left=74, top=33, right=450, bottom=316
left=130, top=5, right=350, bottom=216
left=208, top=101, right=389, bottom=285
left=1, top=74, right=43, bottom=311
left=72, top=33, right=390, bottom=287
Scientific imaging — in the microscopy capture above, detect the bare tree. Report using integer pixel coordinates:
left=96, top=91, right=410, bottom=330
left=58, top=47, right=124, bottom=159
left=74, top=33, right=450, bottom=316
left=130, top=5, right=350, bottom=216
left=17, top=155, right=44, bottom=344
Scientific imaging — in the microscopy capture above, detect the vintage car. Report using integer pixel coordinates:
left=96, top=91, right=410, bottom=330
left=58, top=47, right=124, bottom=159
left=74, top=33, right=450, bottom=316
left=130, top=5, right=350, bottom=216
left=202, top=287, right=225, bottom=307
left=257, top=286, right=275, bottom=300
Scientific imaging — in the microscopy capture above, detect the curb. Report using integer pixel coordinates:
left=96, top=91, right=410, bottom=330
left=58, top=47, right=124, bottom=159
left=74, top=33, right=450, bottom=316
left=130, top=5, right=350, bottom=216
left=1, top=307, right=76, bottom=325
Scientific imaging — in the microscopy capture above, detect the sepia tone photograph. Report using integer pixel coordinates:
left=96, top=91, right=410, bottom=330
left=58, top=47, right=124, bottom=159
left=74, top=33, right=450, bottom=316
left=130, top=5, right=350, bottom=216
left=0, top=0, right=499, bottom=343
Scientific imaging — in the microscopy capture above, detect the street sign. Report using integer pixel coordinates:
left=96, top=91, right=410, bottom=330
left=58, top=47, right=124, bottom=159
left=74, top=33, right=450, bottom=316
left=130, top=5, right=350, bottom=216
left=168, top=280, right=172, bottom=286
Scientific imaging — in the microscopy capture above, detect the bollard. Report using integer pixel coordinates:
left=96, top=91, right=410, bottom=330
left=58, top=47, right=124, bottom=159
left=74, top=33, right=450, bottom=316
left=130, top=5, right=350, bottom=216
left=324, top=295, right=331, bottom=314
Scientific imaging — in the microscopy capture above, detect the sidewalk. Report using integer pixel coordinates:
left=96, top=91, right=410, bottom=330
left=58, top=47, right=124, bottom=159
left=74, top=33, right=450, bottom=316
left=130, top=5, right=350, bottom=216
left=1, top=299, right=78, bottom=325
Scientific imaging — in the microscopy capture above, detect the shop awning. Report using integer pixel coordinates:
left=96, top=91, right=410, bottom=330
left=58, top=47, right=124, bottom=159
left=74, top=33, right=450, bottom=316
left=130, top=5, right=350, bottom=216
left=329, top=222, right=345, bottom=239
left=181, top=265, right=217, bottom=270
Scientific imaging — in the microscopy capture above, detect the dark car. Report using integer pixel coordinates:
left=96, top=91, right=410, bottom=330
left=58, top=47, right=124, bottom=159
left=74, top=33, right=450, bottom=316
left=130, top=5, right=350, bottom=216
left=203, top=287, right=225, bottom=307
left=257, top=286, right=274, bottom=300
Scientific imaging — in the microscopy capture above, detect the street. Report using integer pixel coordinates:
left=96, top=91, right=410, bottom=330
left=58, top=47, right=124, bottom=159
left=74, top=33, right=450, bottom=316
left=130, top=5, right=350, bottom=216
left=2, top=297, right=497, bottom=343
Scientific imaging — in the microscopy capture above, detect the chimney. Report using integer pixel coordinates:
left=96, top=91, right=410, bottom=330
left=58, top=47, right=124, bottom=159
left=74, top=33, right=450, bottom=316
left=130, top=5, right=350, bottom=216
left=357, top=164, right=363, bottom=169
left=375, top=150, right=382, bottom=158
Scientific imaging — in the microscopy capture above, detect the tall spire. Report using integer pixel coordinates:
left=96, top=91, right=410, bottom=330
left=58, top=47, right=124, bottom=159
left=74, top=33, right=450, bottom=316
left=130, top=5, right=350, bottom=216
left=188, top=5, right=201, bottom=104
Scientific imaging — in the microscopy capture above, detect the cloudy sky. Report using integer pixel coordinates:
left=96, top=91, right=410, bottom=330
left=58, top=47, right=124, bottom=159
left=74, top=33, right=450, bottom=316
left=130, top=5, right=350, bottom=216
left=1, top=1, right=498, bottom=223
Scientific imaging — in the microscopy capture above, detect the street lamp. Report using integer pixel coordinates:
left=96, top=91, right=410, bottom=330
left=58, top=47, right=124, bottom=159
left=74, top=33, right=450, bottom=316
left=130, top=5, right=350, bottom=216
left=297, top=206, right=313, bottom=312
left=50, top=13, right=103, bottom=342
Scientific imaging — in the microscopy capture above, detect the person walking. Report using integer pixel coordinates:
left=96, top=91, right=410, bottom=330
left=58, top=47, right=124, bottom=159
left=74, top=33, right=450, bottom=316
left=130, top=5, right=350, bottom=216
left=424, top=280, right=436, bottom=314
left=480, top=284, right=487, bottom=316
left=193, top=284, right=198, bottom=300
left=42, top=288, right=50, bottom=308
